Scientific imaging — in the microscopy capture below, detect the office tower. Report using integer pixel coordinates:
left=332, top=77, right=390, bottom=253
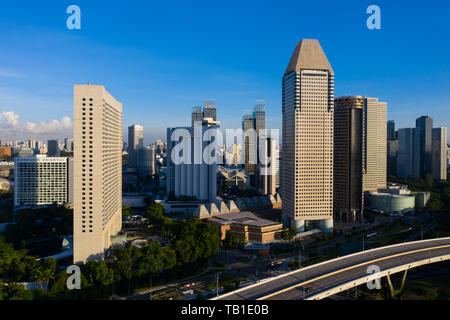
left=73, top=84, right=122, bottom=264
left=243, top=114, right=256, bottom=178
left=363, top=98, right=387, bottom=192
left=432, top=127, right=448, bottom=180
left=225, top=144, right=242, bottom=167
left=28, top=139, right=36, bottom=150
left=257, top=136, right=277, bottom=195
left=47, top=139, right=60, bottom=157
left=138, top=145, right=156, bottom=178
left=387, top=139, right=398, bottom=176
left=397, top=128, right=419, bottom=179
left=387, top=120, right=395, bottom=140
left=416, top=116, right=433, bottom=177
left=276, top=146, right=281, bottom=189
left=242, top=101, right=267, bottom=188
left=128, top=125, right=143, bottom=167
left=65, top=138, right=74, bottom=152
left=166, top=118, right=219, bottom=202
left=192, top=105, right=203, bottom=126
left=281, top=39, right=334, bottom=233
left=14, top=155, right=73, bottom=209
left=203, top=100, right=217, bottom=121
left=334, top=96, right=364, bottom=223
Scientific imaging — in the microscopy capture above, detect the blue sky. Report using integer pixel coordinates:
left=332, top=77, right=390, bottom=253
left=0, top=0, right=449, bottom=143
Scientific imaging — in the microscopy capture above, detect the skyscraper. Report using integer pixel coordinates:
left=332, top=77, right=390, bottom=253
left=73, top=84, right=122, bottom=264
left=334, top=96, right=364, bottom=223
left=363, top=98, right=387, bottom=192
left=191, top=105, right=203, bottom=126
left=387, top=120, right=396, bottom=140
left=167, top=117, right=219, bottom=202
left=432, top=127, right=448, bottom=180
left=416, top=116, right=433, bottom=177
left=138, top=145, right=156, bottom=178
left=203, top=100, right=217, bottom=121
left=242, top=101, right=266, bottom=188
left=397, top=128, right=420, bottom=179
left=128, top=125, right=144, bottom=167
left=47, top=139, right=60, bottom=157
left=281, top=39, right=334, bottom=233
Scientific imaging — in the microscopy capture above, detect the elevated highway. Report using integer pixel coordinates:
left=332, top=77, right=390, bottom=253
left=212, top=237, right=450, bottom=300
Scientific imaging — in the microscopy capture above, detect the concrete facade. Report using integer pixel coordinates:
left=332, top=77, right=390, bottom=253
left=281, top=39, right=334, bottom=233
left=73, top=84, right=122, bottom=264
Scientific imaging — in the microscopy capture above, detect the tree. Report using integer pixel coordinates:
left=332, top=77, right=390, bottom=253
left=122, top=206, right=132, bottom=217
left=223, top=231, right=245, bottom=249
left=281, top=226, right=297, bottom=242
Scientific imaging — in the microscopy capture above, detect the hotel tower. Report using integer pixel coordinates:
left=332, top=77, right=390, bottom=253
left=73, top=84, right=123, bottom=264
left=281, top=39, right=334, bottom=233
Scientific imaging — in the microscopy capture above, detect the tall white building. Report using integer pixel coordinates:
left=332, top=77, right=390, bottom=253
left=432, top=127, right=448, bottom=180
left=73, top=84, right=122, bottom=264
left=167, top=118, right=219, bottom=202
left=14, top=155, right=73, bottom=209
left=363, top=98, right=387, bottom=192
left=281, top=39, right=334, bottom=233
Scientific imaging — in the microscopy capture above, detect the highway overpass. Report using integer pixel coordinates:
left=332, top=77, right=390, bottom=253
left=212, top=237, right=450, bottom=300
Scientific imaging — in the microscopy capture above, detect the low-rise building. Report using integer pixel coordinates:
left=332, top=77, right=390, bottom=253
left=206, top=211, right=283, bottom=243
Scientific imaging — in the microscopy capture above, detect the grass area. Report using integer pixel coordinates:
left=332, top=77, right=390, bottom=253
left=402, top=276, right=450, bottom=300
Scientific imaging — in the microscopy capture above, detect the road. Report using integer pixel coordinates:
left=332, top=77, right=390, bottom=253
left=213, top=237, right=450, bottom=300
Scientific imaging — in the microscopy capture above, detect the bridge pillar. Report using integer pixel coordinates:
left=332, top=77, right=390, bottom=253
left=386, top=269, right=408, bottom=299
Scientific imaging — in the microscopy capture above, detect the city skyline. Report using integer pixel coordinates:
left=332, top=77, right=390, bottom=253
left=0, top=1, right=449, bottom=143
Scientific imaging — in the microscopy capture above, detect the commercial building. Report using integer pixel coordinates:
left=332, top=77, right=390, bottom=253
left=431, top=127, right=447, bottom=180
left=397, top=128, right=418, bottom=179
left=138, top=145, right=156, bottom=178
left=166, top=117, right=219, bottom=202
left=387, top=139, right=398, bottom=176
left=387, top=120, right=396, bottom=140
left=47, top=139, right=60, bottom=157
left=281, top=39, right=334, bottom=233
left=416, top=116, right=433, bottom=177
left=257, top=136, right=277, bottom=195
left=14, top=155, right=73, bottom=209
left=363, top=98, right=387, bottom=192
left=242, top=101, right=266, bottom=188
left=73, top=84, right=122, bottom=264
left=206, top=211, right=284, bottom=243
left=128, top=125, right=143, bottom=167
left=334, top=96, right=364, bottom=222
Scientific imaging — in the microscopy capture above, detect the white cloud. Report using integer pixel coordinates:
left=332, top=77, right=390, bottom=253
left=0, top=110, right=73, bottom=140
left=0, top=111, right=20, bottom=128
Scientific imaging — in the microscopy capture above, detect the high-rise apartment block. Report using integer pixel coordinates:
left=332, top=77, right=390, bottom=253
left=14, top=155, right=73, bottom=209
left=73, top=84, right=122, bottom=264
left=281, top=39, right=334, bottom=233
